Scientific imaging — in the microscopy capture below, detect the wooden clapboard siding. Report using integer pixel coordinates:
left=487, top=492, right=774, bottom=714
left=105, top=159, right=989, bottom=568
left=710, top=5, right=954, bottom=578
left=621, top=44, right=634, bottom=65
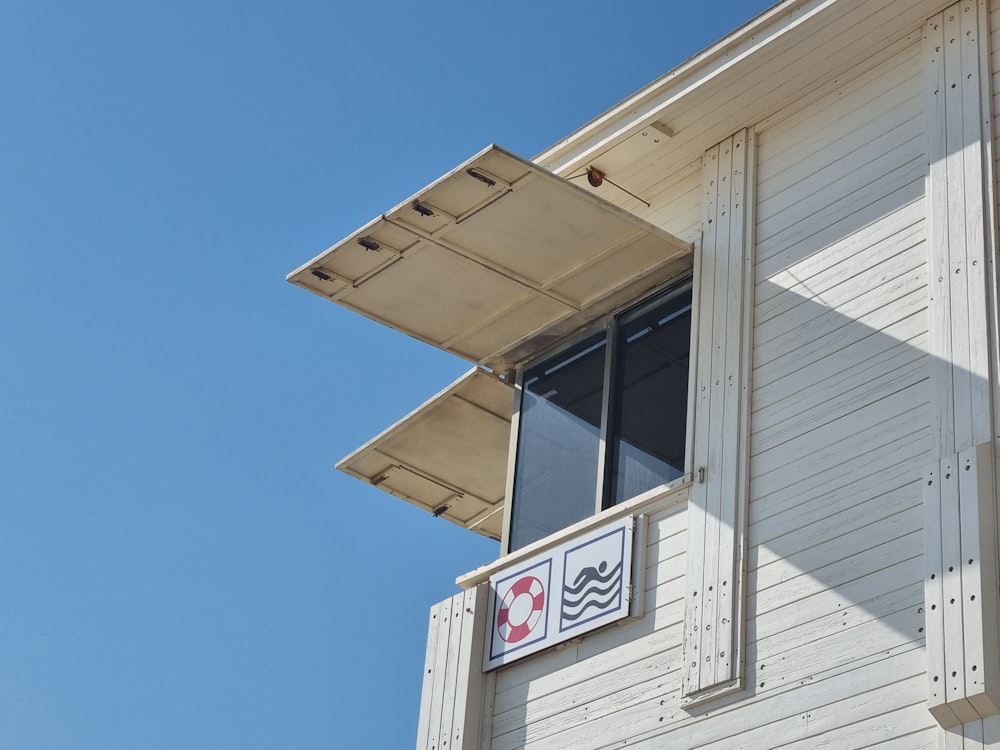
left=752, top=495, right=922, bottom=590
left=760, top=702, right=937, bottom=750
left=754, top=292, right=926, bottom=412
left=753, top=336, right=928, bottom=453
left=690, top=675, right=930, bottom=749
left=522, top=649, right=927, bottom=750
left=480, top=31, right=940, bottom=748
left=489, top=501, right=688, bottom=749
left=750, top=578, right=923, bottom=669
left=750, top=420, right=930, bottom=527
left=752, top=542, right=922, bottom=635
left=754, top=151, right=924, bottom=269
left=752, top=394, right=928, bottom=486
left=753, top=39, right=923, bottom=194
left=640, top=157, right=704, bottom=245
left=755, top=205, right=925, bottom=324
left=750, top=451, right=920, bottom=541
left=490, top=571, right=687, bottom=721
left=752, top=307, right=926, bottom=409
left=756, top=132, right=924, bottom=258
left=751, top=39, right=929, bottom=510
left=752, top=289, right=928, bottom=393
left=491, top=626, right=684, bottom=726
left=753, top=245, right=925, bottom=352
left=744, top=25, right=930, bottom=750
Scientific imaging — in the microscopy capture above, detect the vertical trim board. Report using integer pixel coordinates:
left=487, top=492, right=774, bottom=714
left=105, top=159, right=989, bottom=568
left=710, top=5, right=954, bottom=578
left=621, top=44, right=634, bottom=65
left=927, top=0, right=995, bottom=458
left=682, top=129, right=755, bottom=704
left=924, top=0, right=1000, bottom=729
left=416, top=586, right=490, bottom=750
left=416, top=600, right=445, bottom=749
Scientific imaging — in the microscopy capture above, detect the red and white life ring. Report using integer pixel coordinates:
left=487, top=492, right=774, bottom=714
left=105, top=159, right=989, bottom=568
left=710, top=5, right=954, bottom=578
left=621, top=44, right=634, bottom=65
left=497, top=575, right=545, bottom=644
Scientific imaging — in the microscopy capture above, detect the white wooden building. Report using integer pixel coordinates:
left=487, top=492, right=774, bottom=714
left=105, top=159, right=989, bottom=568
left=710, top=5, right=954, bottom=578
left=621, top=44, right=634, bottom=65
left=289, top=0, right=1000, bottom=746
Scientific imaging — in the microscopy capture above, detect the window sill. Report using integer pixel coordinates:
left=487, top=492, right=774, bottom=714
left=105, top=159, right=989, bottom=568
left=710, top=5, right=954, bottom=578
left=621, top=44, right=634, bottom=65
left=455, top=475, right=692, bottom=589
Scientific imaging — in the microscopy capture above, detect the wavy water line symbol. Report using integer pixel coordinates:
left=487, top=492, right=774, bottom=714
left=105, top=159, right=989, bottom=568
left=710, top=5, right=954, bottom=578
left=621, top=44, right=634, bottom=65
left=561, top=560, right=622, bottom=623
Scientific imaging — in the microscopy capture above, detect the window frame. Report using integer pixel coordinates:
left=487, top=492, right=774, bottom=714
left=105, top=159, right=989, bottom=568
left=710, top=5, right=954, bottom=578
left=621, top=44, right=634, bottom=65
left=500, top=277, right=697, bottom=555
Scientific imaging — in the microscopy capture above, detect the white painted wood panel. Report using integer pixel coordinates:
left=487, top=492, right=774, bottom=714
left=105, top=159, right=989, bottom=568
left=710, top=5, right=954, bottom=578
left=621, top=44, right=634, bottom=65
left=752, top=338, right=928, bottom=452
left=752, top=389, right=929, bottom=480
left=926, top=0, right=995, bottom=458
left=752, top=529, right=923, bottom=615
left=924, top=444, right=1000, bottom=726
left=680, top=130, right=755, bottom=704
left=753, top=496, right=922, bottom=581
left=640, top=157, right=704, bottom=245
left=490, top=579, right=687, bottom=722
left=540, top=0, right=939, bottom=205
left=693, top=680, right=929, bottom=749
left=749, top=580, right=923, bottom=669
left=771, top=702, right=937, bottom=750
left=490, top=502, right=687, bottom=748
left=757, top=131, right=924, bottom=251
left=751, top=464, right=921, bottom=548
left=742, top=25, right=931, bottom=750
left=416, top=585, right=489, bottom=750
left=754, top=41, right=923, bottom=194
left=754, top=205, right=925, bottom=323
left=485, top=21, right=941, bottom=750
left=753, top=250, right=925, bottom=352
left=750, top=422, right=930, bottom=523
left=756, top=171, right=926, bottom=279
left=924, top=0, right=1000, bottom=729
left=752, top=316, right=927, bottom=420
left=751, top=288, right=929, bottom=389
left=493, top=650, right=683, bottom=746
left=530, top=652, right=927, bottom=750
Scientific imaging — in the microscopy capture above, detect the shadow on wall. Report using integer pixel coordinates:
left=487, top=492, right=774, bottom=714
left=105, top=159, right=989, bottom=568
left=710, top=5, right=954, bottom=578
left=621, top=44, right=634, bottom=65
left=489, top=182, right=963, bottom=747
left=478, top=21, right=998, bottom=741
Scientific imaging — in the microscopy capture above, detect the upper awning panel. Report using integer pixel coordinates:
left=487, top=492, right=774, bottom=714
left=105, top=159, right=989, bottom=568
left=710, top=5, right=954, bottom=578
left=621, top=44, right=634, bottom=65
left=288, top=145, right=692, bottom=371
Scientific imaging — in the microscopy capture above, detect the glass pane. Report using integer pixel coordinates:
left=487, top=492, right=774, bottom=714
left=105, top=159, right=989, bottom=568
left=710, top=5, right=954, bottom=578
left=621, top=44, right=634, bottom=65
left=510, top=334, right=606, bottom=551
left=610, top=289, right=692, bottom=505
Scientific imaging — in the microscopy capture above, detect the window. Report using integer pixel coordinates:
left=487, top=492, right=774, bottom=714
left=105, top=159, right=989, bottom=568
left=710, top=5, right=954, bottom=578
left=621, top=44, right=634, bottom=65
left=507, top=280, right=693, bottom=551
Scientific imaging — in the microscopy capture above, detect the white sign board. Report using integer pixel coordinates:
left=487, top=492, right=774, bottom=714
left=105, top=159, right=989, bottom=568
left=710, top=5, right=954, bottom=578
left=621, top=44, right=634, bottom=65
left=484, top=516, right=635, bottom=670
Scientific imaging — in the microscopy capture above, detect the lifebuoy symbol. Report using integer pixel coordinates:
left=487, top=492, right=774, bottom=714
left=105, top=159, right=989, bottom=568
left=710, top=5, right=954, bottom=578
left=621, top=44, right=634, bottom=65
left=497, top=575, right=545, bottom=643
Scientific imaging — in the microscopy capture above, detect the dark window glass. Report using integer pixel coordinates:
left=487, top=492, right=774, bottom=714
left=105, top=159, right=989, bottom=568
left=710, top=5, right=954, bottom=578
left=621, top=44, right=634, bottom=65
left=508, top=280, right=692, bottom=552
left=510, top=334, right=606, bottom=550
left=610, top=290, right=691, bottom=505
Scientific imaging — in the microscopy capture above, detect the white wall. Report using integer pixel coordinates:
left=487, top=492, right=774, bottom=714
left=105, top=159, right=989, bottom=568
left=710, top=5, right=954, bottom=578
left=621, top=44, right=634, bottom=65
left=742, top=29, right=934, bottom=749
left=490, top=499, right=689, bottom=749
left=484, top=29, right=940, bottom=750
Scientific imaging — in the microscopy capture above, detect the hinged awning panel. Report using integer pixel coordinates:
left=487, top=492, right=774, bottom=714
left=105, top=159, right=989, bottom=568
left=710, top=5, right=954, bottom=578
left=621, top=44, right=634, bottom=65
left=337, top=242, right=532, bottom=361
left=291, top=219, right=419, bottom=302
left=289, top=145, right=692, bottom=370
left=438, top=174, right=644, bottom=287
left=337, top=368, right=513, bottom=540
left=557, top=229, right=691, bottom=302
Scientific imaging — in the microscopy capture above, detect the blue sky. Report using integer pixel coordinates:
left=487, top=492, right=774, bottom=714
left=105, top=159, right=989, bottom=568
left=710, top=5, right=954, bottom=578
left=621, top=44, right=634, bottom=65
left=0, top=1, right=773, bottom=747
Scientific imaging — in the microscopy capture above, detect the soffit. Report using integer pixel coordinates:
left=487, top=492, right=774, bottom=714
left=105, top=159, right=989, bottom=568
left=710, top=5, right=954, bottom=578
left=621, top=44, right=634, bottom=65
left=288, top=145, right=692, bottom=372
left=538, top=0, right=952, bottom=202
left=336, top=368, right=513, bottom=541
